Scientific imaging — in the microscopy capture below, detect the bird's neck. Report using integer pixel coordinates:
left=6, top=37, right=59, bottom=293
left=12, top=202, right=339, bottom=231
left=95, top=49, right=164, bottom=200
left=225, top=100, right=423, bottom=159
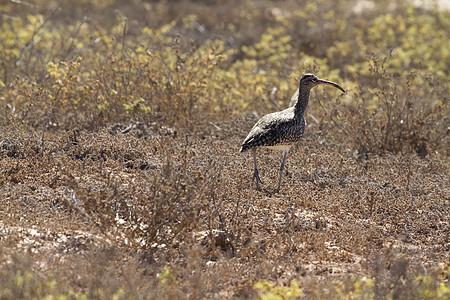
left=294, top=87, right=311, bottom=118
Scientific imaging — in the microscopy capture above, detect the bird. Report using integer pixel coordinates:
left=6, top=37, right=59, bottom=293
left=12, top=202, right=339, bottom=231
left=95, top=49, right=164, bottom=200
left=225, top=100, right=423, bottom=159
left=240, top=74, right=345, bottom=191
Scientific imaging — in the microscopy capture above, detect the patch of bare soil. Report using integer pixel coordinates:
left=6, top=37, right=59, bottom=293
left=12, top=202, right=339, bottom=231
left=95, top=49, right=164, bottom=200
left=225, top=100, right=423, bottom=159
left=0, top=119, right=448, bottom=297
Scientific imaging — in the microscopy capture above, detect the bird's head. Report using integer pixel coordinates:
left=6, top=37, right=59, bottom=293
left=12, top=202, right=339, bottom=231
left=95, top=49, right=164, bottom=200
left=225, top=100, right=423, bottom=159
left=299, top=74, right=345, bottom=93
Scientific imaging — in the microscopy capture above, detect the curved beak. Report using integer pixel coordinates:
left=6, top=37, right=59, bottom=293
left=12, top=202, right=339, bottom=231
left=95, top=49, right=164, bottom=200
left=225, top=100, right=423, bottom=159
left=318, top=79, right=345, bottom=93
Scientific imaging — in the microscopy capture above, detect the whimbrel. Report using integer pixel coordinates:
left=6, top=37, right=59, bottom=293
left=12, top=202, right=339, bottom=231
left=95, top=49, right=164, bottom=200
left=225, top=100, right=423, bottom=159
left=240, top=74, right=345, bottom=191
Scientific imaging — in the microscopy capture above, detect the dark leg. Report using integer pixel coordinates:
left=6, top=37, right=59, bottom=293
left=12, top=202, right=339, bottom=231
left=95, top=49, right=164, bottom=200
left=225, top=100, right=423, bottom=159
left=277, top=148, right=290, bottom=191
left=252, top=148, right=263, bottom=190
left=284, top=203, right=295, bottom=219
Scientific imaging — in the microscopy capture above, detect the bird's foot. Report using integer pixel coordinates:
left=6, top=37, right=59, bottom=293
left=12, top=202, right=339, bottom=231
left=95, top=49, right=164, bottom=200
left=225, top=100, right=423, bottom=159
left=252, top=169, right=263, bottom=190
left=283, top=203, right=295, bottom=219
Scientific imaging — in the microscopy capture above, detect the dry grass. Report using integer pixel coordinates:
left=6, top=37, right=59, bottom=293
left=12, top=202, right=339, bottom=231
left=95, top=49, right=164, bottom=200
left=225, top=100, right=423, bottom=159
left=1, top=118, right=448, bottom=298
left=0, top=0, right=448, bottom=299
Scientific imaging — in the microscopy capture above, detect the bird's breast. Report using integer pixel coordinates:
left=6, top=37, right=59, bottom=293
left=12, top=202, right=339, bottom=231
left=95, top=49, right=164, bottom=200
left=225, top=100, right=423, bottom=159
left=264, top=144, right=292, bottom=151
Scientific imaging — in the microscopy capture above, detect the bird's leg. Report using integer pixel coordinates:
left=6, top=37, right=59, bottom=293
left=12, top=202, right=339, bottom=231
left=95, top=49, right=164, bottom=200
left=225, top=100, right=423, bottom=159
left=277, top=148, right=290, bottom=192
left=252, top=148, right=263, bottom=190
left=284, top=202, right=295, bottom=220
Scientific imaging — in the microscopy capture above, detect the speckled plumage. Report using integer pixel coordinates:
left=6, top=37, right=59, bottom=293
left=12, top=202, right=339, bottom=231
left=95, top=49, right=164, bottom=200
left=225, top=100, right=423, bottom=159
left=240, top=74, right=345, bottom=191
left=239, top=106, right=305, bottom=152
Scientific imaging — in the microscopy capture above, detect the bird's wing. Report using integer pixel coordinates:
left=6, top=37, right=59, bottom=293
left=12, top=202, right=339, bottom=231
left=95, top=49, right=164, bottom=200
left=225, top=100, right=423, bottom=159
left=288, top=88, right=299, bottom=107
left=241, top=108, right=294, bottom=150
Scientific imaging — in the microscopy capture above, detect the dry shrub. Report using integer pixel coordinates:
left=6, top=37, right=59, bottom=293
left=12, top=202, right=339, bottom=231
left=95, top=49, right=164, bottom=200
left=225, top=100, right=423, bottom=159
left=301, top=250, right=449, bottom=299
left=340, top=53, right=448, bottom=157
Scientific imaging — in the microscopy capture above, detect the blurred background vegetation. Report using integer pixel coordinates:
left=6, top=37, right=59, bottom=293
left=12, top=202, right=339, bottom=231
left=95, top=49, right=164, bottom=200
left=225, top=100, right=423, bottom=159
left=1, top=0, right=448, bottom=156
